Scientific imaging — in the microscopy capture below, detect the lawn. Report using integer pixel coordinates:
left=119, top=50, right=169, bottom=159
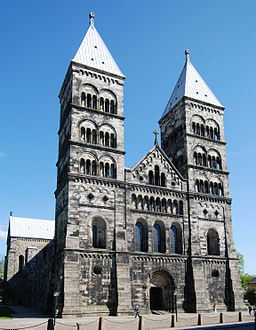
left=0, top=305, right=15, bottom=319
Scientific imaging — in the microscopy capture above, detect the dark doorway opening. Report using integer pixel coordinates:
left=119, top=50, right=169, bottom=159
left=150, top=287, right=163, bottom=310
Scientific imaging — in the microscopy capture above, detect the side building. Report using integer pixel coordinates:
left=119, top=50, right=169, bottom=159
left=5, top=13, right=244, bottom=316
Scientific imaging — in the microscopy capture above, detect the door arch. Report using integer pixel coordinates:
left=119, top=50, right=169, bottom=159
left=149, top=270, right=175, bottom=311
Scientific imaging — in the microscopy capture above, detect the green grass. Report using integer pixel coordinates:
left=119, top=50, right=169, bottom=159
left=0, top=306, right=16, bottom=319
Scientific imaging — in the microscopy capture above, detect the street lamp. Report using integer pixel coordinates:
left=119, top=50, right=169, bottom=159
left=53, top=291, right=60, bottom=325
left=174, top=290, right=178, bottom=321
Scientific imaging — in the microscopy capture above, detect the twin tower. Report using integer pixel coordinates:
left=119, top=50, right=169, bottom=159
left=54, top=13, right=244, bottom=316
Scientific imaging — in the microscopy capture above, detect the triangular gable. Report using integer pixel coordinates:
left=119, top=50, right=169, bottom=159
left=128, top=144, right=186, bottom=190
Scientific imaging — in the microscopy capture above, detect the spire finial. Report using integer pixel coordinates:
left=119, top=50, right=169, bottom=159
left=185, top=49, right=190, bottom=62
left=153, top=129, right=159, bottom=145
left=89, top=12, right=95, bottom=26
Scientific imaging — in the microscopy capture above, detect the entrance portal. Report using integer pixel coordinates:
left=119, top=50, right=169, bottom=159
left=149, top=270, right=175, bottom=311
left=150, top=287, right=163, bottom=310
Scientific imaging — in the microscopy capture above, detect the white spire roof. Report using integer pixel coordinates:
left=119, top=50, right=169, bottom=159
left=162, top=50, right=223, bottom=118
left=73, top=12, right=125, bottom=78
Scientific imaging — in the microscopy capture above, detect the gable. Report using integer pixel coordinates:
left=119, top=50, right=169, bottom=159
left=128, top=146, right=185, bottom=190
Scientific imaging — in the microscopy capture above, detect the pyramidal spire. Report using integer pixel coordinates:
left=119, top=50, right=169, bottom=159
left=73, top=12, right=125, bottom=78
left=161, top=50, right=223, bottom=118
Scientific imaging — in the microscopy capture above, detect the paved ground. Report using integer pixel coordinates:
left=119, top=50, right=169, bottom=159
left=0, top=305, right=254, bottom=330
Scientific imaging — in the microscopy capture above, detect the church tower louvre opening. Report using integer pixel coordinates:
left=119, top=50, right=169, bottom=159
left=5, top=12, right=245, bottom=317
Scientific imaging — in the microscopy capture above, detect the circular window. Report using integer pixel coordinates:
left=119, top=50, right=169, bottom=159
left=93, top=266, right=102, bottom=275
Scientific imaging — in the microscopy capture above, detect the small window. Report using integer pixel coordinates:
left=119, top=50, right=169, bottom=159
left=212, top=270, right=219, bottom=277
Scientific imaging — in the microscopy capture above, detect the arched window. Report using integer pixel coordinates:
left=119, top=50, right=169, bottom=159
left=204, top=181, right=209, bottom=193
left=194, top=152, right=198, bottom=164
left=136, top=195, right=142, bottom=210
left=144, top=196, right=149, bottom=211
left=92, top=218, right=106, bottom=248
left=203, top=154, right=207, bottom=166
left=92, top=95, right=97, bottom=109
left=87, top=93, right=92, bottom=108
left=19, top=255, right=24, bottom=272
left=195, top=180, right=199, bottom=192
left=92, top=160, right=97, bottom=176
left=149, top=197, right=155, bottom=212
left=100, top=131, right=104, bottom=145
left=110, top=100, right=115, bottom=114
left=86, top=159, right=91, bottom=175
left=149, top=171, right=154, bottom=185
left=110, top=134, right=116, bottom=148
left=192, top=122, right=196, bottom=134
left=81, top=92, right=86, bottom=106
left=207, top=229, right=220, bottom=255
left=155, top=165, right=160, bottom=186
left=201, top=124, right=205, bottom=136
left=170, top=224, right=182, bottom=254
left=92, top=129, right=97, bottom=144
left=162, top=199, right=167, bottom=213
left=179, top=201, right=183, bottom=215
left=173, top=200, right=178, bottom=215
left=153, top=223, right=161, bottom=253
left=170, top=225, right=177, bottom=254
left=86, top=128, right=91, bottom=143
left=105, top=132, right=109, bottom=147
left=210, top=127, right=214, bottom=139
left=105, top=99, right=109, bottom=112
left=100, top=97, right=104, bottom=111
left=156, top=197, right=161, bottom=212
left=135, top=222, right=143, bottom=251
left=105, top=163, right=110, bottom=177
left=99, top=162, right=104, bottom=176
left=80, top=127, right=85, bottom=141
left=111, top=164, right=116, bottom=179
left=131, top=194, right=137, bottom=209
left=161, top=173, right=166, bottom=187
left=80, top=158, right=85, bottom=174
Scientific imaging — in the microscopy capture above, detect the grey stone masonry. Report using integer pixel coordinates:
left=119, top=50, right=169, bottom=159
left=5, top=21, right=245, bottom=317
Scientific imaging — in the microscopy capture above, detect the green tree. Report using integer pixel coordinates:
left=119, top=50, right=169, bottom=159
left=237, top=252, right=254, bottom=290
left=0, top=257, right=4, bottom=280
left=244, top=289, right=256, bottom=305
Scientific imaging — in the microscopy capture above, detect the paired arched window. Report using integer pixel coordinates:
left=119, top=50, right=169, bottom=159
left=192, top=121, right=220, bottom=140
left=207, top=229, right=220, bottom=255
left=135, top=221, right=148, bottom=252
left=80, top=92, right=117, bottom=114
left=80, top=125, right=117, bottom=149
left=92, top=218, right=106, bottom=248
left=80, top=158, right=117, bottom=179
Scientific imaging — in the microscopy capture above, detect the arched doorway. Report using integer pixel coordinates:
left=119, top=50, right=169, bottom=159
left=149, top=270, right=175, bottom=311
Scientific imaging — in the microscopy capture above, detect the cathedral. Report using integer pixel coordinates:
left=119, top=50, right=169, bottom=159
left=5, top=12, right=244, bottom=316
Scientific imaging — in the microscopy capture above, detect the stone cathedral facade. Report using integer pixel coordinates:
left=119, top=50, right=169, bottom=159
left=5, top=13, right=244, bottom=316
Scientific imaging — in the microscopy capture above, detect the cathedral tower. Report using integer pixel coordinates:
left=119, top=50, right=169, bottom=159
left=55, top=13, right=128, bottom=316
left=159, top=50, right=244, bottom=311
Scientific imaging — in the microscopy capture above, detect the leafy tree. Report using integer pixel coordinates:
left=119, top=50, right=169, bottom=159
left=237, top=252, right=245, bottom=275
left=244, top=289, right=256, bottom=305
left=0, top=257, right=4, bottom=280
left=237, top=252, right=254, bottom=291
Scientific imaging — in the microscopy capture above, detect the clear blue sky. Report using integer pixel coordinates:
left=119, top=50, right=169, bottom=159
left=0, top=1, right=255, bottom=275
